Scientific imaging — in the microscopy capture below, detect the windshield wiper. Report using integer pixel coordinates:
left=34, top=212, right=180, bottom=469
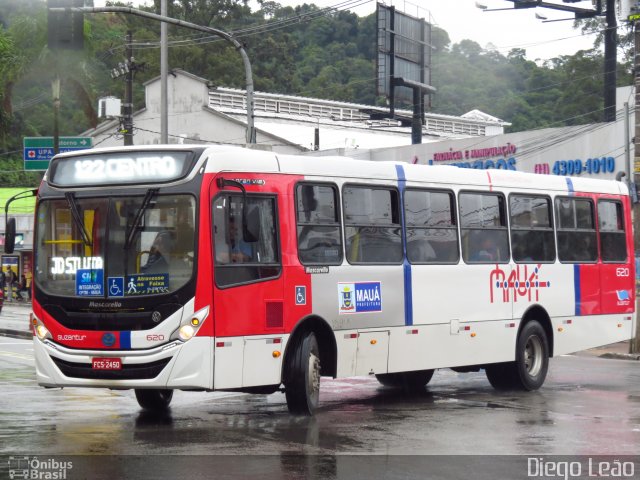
left=65, top=192, right=93, bottom=247
left=124, top=188, right=158, bottom=251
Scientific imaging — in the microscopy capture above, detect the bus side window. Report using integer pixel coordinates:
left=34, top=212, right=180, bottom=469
left=509, top=195, right=555, bottom=263
left=295, top=183, right=343, bottom=265
left=213, top=194, right=281, bottom=288
left=343, top=185, right=403, bottom=264
left=459, top=192, right=509, bottom=264
left=404, top=189, right=459, bottom=264
left=555, top=197, right=597, bottom=263
left=598, top=200, right=627, bottom=263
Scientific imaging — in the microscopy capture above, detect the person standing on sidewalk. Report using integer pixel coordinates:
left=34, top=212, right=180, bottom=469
left=0, top=270, right=4, bottom=313
left=7, top=269, right=17, bottom=302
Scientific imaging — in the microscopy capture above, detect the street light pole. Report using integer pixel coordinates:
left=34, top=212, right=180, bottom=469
left=632, top=19, right=640, bottom=354
left=160, top=0, right=168, bottom=144
left=50, top=5, right=257, bottom=144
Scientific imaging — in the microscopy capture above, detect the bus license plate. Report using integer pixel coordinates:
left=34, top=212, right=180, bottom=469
left=92, top=357, right=122, bottom=370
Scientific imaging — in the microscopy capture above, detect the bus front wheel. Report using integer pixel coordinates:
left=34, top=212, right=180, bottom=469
left=375, top=369, right=434, bottom=391
left=285, top=332, right=321, bottom=415
left=486, top=320, right=549, bottom=391
left=135, top=388, right=173, bottom=411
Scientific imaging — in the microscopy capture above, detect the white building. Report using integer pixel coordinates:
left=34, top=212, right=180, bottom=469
left=318, top=86, right=635, bottom=183
left=83, top=69, right=509, bottom=153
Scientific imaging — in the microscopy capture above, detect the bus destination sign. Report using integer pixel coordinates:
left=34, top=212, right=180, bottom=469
left=48, top=151, right=195, bottom=187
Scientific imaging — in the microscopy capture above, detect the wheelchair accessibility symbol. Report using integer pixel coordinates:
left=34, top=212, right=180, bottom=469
left=108, top=277, right=125, bottom=297
left=295, top=286, right=306, bottom=305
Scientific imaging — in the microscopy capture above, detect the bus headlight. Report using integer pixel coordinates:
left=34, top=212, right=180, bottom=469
left=172, top=306, right=209, bottom=342
left=36, top=324, right=50, bottom=340
left=178, top=325, right=195, bottom=341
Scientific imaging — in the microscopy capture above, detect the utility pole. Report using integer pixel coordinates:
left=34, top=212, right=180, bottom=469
left=502, top=0, right=616, bottom=122
left=123, top=30, right=134, bottom=146
left=604, top=0, right=617, bottom=122
left=633, top=19, right=640, bottom=354
left=160, top=0, right=168, bottom=143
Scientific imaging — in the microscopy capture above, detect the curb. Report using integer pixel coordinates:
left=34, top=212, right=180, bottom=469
left=0, top=328, right=32, bottom=340
left=599, top=352, right=640, bottom=361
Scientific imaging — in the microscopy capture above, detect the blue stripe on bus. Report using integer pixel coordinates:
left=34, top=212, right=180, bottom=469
left=573, top=264, right=581, bottom=316
left=395, top=164, right=413, bottom=326
left=565, top=177, right=574, bottom=194
left=120, top=331, right=131, bottom=350
left=566, top=178, right=579, bottom=313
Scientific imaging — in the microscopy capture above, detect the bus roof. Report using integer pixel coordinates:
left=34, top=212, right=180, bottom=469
left=200, top=145, right=627, bottom=196
left=53, top=144, right=627, bottom=196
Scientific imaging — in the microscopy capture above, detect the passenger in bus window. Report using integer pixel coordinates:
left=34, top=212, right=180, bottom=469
left=142, top=231, right=174, bottom=273
left=472, top=235, right=498, bottom=262
left=217, top=216, right=253, bottom=264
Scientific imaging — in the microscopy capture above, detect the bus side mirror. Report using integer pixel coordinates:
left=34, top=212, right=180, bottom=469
left=4, top=218, right=16, bottom=254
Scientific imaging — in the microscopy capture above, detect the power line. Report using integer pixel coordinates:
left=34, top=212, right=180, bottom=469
left=125, top=0, right=373, bottom=51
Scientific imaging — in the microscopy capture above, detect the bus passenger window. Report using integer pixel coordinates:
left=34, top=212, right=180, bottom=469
left=509, top=195, right=555, bottom=263
left=404, top=189, right=459, bottom=264
left=459, top=192, right=509, bottom=264
left=295, top=184, right=343, bottom=265
left=343, top=186, right=402, bottom=264
left=555, top=197, right=597, bottom=263
left=598, top=200, right=627, bottom=263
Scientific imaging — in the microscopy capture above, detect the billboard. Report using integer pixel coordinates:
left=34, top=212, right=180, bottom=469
left=376, top=3, right=433, bottom=106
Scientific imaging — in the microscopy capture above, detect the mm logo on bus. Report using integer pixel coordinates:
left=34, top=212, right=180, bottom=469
left=489, top=264, right=550, bottom=303
left=338, top=282, right=382, bottom=314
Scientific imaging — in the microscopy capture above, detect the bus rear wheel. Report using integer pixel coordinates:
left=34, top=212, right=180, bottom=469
left=135, top=389, right=173, bottom=411
left=285, top=332, right=321, bottom=415
left=486, top=320, right=549, bottom=391
left=375, top=369, right=434, bottom=391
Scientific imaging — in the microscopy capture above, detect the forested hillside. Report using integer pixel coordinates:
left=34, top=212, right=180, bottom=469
left=0, top=0, right=632, bottom=186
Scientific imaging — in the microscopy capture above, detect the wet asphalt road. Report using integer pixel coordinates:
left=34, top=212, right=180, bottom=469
left=1, top=336, right=639, bottom=479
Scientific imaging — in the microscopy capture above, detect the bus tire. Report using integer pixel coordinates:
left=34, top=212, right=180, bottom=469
left=486, top=320, right=549, bottom=391
left=375, top=370, right=434, bottom=391
left=485, top=362, right=518, bottom=390
left=285, top=332, right=321, bottom=415
left=514, top=320, right=549, bottom=390
left=135, top=388, right=173, bottom=411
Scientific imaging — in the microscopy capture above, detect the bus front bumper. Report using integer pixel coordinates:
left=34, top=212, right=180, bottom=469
left=34, top=335, right=214, bottom=390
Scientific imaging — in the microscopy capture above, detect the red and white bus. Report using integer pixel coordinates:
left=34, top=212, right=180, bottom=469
left=12, top=145, right=634, bottom=414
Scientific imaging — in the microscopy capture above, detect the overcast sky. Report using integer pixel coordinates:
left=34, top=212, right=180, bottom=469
left=94, top=0, right=618, bottom=60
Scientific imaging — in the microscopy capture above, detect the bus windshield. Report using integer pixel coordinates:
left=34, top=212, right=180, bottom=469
left=35, top=194, right=196, bottom=298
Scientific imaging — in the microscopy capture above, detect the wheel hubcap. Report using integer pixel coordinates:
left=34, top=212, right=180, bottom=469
left=308, top=353, right=320, bottom=396
left=524, top=335, right=543, bottom=377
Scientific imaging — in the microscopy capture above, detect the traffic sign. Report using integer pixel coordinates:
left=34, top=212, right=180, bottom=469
left=23, top=136, right=92, bottom=171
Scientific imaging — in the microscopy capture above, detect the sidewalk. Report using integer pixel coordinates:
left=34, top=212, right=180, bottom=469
left=0, top=301, right=32, bottom=339
left=0, top=304, right=638, bottom=359
left=573, top=339, right=640, bottom=360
